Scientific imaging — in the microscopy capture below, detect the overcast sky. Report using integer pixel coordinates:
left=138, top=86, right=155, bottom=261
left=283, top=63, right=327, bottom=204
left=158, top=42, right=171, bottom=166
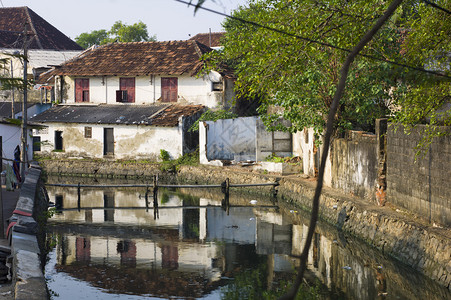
left=1, top=0, right=248, bottom=41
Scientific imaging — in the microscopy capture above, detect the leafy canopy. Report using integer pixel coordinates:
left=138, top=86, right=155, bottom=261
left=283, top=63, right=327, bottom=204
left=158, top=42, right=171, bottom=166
left=204, top=0, right=450, bottom=141
left=391, top=0, right=451, bottom=152
left=75, top=21, right=156, bottom=49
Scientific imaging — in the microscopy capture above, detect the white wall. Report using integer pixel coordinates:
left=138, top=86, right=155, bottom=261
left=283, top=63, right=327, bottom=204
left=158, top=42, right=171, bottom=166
left=0, top=123, right=33, bottom=167
left=34, top=122, right=184, bottom=160
left=292, top=128, right=332, bottom=185
left=62, top=71, right=226, bottom=108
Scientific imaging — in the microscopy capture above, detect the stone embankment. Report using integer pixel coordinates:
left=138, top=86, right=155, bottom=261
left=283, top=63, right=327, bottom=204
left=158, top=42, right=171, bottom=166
left=9, top=164, right=48, bottom=299
left=41, top=159, right=451, bottom=291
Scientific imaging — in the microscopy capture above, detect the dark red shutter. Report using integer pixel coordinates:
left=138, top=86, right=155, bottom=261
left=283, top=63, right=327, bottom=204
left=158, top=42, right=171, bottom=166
left=161, top=77, right=177, bottom=102
left=75, top=79, right=89, bottom=102
left=120, top=78, right=135, bottom=103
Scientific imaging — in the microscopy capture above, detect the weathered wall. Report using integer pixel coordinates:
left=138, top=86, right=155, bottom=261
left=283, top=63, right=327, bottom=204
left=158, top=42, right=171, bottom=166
left=204, top=117, right=258, bottom=161
left=34, top=122, right=184, bottom=160
left=387, top=124, right=451, bottom=226
left=200, top=117, right=292, bottom=163
left=330, top=131, right=378, bottom=200
left=61, top=71, right=226, bottom=108
left=256, top=118, right=292, bottom=161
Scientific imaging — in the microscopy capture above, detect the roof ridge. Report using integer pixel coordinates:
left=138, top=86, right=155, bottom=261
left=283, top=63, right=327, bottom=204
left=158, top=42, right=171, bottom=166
left=23, top=6, right=43, bottom=49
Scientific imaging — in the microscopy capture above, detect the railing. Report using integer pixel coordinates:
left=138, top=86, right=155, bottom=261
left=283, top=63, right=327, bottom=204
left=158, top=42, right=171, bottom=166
left=46, top=176, right=279, bottom=218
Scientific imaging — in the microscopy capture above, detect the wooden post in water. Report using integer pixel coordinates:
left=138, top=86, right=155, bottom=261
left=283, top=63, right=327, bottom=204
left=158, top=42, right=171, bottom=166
left=221, top=178, right=230, bottom=214
left=77, top=182, right=81, bottom=212
left=153, top=175, right=159, bottom=219
left=145, top=185, right=149, bottom=212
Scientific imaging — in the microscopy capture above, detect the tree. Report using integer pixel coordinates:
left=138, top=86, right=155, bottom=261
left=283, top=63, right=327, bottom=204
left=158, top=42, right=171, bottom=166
left=390, top=0, right=451, bottom=154
left=75, top=21, right=156, bottom=49
left=203, top=0, right=450, bottom=142
left=75, top=29, right=109, bottom=49
left=204, top=0, right=407, bottom=136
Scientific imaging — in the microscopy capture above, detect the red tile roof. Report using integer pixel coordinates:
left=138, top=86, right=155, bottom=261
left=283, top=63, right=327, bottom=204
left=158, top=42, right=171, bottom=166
left=189, top=32, right=224, bottom=48
left=51, top=41, right=213, bottom=77
left=0, top=7, right=83, bottom=50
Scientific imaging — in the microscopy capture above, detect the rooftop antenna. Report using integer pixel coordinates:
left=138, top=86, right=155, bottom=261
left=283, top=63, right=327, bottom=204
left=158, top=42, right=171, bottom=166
left=209, top=28, right=211, bottom=47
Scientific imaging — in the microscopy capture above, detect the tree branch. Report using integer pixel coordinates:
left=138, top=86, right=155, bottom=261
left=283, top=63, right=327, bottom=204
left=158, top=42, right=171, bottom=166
left=278, top=0, right=404, bottom=299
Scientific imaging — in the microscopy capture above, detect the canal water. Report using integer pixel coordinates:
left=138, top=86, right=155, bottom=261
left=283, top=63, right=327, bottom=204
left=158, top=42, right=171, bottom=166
left=44, top=177, right=451, bottom=300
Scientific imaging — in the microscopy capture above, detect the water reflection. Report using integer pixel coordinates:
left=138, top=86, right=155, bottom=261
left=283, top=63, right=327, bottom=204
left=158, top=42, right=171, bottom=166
left=45, top=179, right=451, bottom=300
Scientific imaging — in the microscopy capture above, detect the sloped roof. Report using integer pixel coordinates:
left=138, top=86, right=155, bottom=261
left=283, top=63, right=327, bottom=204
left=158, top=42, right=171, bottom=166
left=50, top=41, right=213, bottom=77
left=0, top=6, right=83, bottom=50
left=189, top=32, right=224, bottom=48
left=0, top=101, right=33, bottom=118
left=29, top=104, right=205, bottom=127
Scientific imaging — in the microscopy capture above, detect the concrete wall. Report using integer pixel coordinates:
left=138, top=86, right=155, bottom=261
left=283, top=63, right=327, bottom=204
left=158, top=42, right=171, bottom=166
left=387, top=124, right=451, bottom=226
left=330, top=131, right=378, bottom=200
left=200, top=117, right=293, bottom=164
left=61, top=71, right=227, bottom=108
left=34, top=122, right=185, bottom=160
left=256, top=118, right=292, bottom=161
left=0, top=123, right=33, bottom=164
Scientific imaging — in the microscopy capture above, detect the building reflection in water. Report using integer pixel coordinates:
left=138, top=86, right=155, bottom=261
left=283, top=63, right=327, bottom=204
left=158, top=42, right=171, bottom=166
left=46, top=184, right=450, bottom=300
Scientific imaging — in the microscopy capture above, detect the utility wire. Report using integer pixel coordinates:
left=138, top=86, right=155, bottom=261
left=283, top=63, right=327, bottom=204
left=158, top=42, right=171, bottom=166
left=174, top=0, right=451, bottom=79
left=421, top=0, right=451, bottom=15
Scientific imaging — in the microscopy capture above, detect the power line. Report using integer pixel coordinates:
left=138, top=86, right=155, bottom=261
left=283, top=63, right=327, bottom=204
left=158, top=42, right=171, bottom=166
left=421, top=0, right=451, bottom=15
left=174, top=0, right=451, bottom=79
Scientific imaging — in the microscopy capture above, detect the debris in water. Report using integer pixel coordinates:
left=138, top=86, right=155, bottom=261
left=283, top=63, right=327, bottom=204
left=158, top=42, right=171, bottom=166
left=249, top=218, right=255, bottom=221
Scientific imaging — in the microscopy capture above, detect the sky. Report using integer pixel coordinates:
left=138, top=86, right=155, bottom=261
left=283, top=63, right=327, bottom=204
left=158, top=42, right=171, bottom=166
left=1, top=0, right=248, bottom=41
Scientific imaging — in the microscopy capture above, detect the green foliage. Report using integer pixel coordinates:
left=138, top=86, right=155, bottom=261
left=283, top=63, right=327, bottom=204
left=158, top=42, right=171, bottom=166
left=389, top=0, right=451, bottom=153
left=75, top=20, right=156, bottom=49
left=0, top=53, right=34, bottom=91
left=159, top=149, right=171, bottom=162
left=204, top=0, right=450, bottom=149
left=75, top=29, right=109, bottom=49
left=220, top=263, right=322, bottom=300
left=159, top=149, right=199, bottom=172
left=189, top=109, right=238, bottom=131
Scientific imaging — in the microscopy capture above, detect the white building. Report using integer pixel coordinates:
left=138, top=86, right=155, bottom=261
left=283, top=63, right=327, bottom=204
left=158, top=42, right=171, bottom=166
left=39, top=40, right=235, bottom=108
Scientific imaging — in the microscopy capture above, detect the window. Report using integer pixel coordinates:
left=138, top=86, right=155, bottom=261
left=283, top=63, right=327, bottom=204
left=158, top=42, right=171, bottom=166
left=212, top=82, right=223, bottom=91
left=33, top=136, right=41, bottom=152
left=75, top=78, right=89, bottom=102
left=55, top=130, right=63, bottom=151
left=161, top=77, right=178, bottom=102
left=117, top=78, right=135, bottom=103
left=116, top=90, right=128, bottom=102
left=84, top=127, right=92, bottom=138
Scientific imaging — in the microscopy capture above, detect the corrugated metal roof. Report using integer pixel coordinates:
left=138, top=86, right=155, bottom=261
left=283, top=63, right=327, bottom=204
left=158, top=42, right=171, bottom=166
left=50, top=40, right=212, bottom=77
left=0, top=7, right=83, bottom=50
left=29, top=104, right=205, bottom=127
left=1, top=49, right=82, bottom=69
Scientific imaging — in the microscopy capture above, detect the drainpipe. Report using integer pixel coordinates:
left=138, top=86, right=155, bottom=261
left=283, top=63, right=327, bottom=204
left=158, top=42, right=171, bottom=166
left=105, top=76, right=108, bottom=104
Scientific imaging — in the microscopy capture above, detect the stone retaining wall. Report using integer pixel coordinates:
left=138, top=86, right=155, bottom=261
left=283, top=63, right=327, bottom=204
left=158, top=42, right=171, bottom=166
left=39, top=160, right=451, bottom=291
left=10, top=164, right=48, bottom=299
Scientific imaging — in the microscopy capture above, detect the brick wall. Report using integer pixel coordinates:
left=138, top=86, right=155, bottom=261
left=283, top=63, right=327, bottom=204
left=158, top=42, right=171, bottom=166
left=387, top=124, right=451, bottom=226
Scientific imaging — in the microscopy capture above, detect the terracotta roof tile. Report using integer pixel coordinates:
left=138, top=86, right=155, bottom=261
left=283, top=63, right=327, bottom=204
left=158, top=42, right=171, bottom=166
left=0, top=7, right=83, bottom=50
left=151, top=104, right=205, bottom=126
left=52, top=41, right=213, bottom=77
left=189, top=32, right=224, bottom=48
